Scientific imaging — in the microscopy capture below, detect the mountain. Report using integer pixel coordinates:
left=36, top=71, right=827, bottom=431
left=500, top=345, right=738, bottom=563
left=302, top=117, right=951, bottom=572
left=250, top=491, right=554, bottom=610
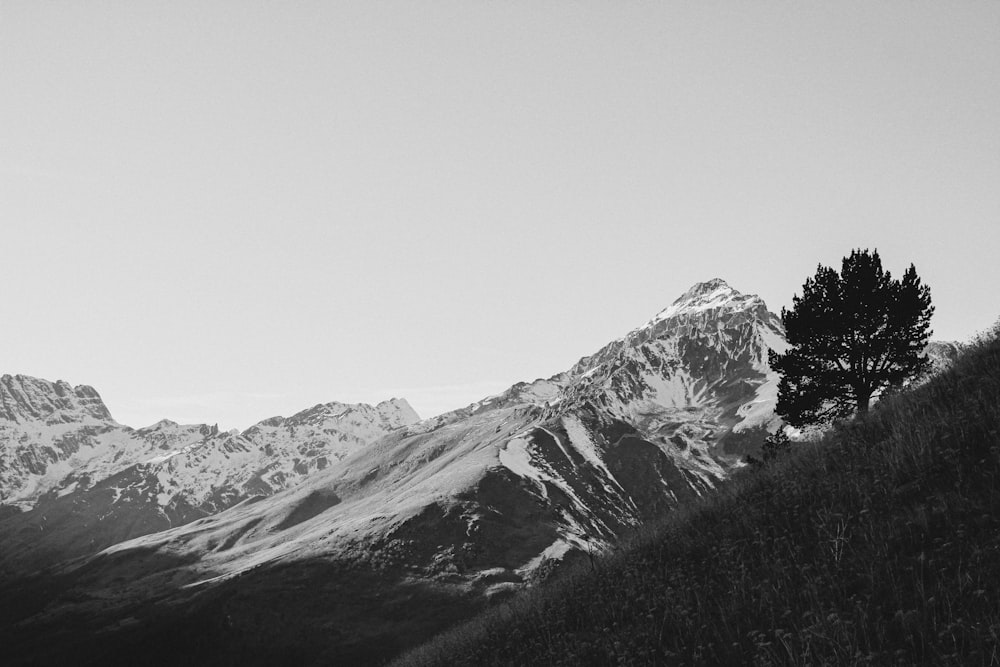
left=391, top=329, right=1000, bottom=667
left=0, top=377, right=419, bottom=569
left=0, top=279, right=794, bottom=666
left=925, top=340, right=962, bottom=370
left=1, top=374, right=154, bottom=511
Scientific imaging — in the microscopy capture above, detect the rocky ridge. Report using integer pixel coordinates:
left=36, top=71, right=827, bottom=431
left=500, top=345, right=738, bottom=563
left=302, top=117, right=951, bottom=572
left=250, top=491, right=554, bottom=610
left=0, top=379, right=419, bottom=567
left=3, top=279, right=950, bottom=665
left=0, top=280, right=794, bottom=666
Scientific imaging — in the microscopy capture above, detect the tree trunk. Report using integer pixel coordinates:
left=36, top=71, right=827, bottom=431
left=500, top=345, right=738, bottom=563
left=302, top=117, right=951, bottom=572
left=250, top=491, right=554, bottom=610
left=856, top=388, right=870, bottom=414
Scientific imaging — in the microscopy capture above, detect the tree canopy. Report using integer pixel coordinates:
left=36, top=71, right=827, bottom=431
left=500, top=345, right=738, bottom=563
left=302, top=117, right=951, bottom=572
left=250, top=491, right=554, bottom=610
left=769, top=249, right=934, bottom=427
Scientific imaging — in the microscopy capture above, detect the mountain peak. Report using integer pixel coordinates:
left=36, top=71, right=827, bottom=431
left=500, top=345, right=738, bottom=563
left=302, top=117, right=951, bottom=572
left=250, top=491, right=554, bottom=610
left=376, top=397, right=421, bottom=426
left=0, top=374, right=114, bottom=424
left=644, top=278, right=752, bottom=326
left=271, top=397, right=420, bottom=430
left=677, top=278, right=737, bottom=301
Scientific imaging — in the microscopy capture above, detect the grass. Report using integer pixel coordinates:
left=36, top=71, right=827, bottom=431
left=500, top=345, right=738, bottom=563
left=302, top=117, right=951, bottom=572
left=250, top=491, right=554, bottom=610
left=392, top=330, right=1000, bottom=666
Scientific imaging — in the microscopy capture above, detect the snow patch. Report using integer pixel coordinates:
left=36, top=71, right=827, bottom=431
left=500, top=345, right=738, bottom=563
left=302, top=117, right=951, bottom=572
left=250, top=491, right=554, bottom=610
left=56, top=481, right=78, bottom=498
left=498, top=438, right=545, bottom=484
left=647, top=282, right=740, bottom=325
left=561, top=415, right=620, bottom=490
left=517, top=538, right=574, bottom=574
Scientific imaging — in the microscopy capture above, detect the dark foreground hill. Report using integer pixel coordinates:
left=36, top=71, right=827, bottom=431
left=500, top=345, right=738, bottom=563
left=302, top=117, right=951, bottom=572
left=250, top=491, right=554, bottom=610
left=394, top=329, right=1000, bottom=667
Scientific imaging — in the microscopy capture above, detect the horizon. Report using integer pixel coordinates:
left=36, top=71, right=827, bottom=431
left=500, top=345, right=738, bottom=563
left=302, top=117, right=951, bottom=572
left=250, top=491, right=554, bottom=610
left=3, top=2, right=998, bottom=430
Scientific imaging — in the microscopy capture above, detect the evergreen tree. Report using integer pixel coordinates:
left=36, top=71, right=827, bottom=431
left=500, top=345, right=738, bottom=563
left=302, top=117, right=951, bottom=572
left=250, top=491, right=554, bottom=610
left=769, top=249, right=933, bottom=427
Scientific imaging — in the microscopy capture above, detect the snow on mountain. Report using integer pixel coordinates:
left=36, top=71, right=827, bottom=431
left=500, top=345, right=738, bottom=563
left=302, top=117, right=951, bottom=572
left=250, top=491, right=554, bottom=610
left=147, top=398, right=422, bottom=514
left=0, top=374, right=113, bottom=424
left=5, top=280, right=789, bottom=602
left=0, top=380, right=420, bottom=567
left=0, top=279, right=972, bottom=665
left=0, top=280, right=795, bottom=666
left=564, top=278, right=788, bottom=445
left=0, top=374, right=153, bottom=511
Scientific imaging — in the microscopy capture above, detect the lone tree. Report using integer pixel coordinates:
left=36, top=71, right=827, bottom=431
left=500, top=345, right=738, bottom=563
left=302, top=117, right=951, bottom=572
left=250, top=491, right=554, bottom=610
left=769, top=249, right=934, bottom=427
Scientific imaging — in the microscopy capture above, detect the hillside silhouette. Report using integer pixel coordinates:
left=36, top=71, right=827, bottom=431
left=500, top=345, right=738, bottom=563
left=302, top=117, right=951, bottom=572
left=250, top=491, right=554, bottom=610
left=396, top=327, right=1000, bottom=666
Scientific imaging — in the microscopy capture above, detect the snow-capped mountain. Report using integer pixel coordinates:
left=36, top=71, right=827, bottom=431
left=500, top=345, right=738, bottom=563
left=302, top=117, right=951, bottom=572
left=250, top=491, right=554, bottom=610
left=138, top=397, right=420, bottom=516
left=0, top=377, right=419, bottom=567
left=0, top=374, right=113, bottom=424
left=0, top=279, right=794, bottom=665
left=1, top=374, right=152, bottom=511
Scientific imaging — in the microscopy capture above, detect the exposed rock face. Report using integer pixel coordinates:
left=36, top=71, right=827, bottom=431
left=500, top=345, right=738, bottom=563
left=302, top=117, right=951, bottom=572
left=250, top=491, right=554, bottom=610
left=0, top=280, right=960, bottom=664
left=0, top=375, right=136, bottom=510
left=0, top=280, right=795, bottom=665
left=0, top=382, right=420, bottom=566
left=0, top=375, right=113, bottom=424
left=0, top=281, right=789, bottom=638
left=561, top=278, right=788, bottom=458
left=135, top=397, right=421, bottom=517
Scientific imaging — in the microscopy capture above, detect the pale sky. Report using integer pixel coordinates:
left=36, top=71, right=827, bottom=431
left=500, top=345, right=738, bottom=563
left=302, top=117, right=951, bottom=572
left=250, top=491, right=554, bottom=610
left=2, top=2, right=998, bottom=429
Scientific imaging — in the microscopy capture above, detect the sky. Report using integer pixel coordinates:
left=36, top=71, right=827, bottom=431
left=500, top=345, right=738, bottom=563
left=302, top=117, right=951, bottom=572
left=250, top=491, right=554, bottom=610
left=2, top=1, right=998, bottom=429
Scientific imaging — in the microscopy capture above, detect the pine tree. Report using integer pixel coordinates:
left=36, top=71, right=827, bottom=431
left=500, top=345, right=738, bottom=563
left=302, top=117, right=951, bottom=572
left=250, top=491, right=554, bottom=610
left=769, top=249, right=934, bottom=427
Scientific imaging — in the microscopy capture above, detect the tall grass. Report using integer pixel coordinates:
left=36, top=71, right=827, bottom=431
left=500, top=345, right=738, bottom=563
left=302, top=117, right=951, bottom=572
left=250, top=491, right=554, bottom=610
left=393, top=330, right=1000, bottom=666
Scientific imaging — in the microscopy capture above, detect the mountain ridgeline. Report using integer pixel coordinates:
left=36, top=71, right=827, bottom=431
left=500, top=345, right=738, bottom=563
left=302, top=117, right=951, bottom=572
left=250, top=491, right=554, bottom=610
left=0, top=381, right=420, bottom=568
left=0, top=280, right=961, bottom=666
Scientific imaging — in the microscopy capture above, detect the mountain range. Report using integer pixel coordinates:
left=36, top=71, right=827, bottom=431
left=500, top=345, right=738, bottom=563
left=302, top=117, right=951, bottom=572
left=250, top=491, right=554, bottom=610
left=0, top=279, right=959, bottom=666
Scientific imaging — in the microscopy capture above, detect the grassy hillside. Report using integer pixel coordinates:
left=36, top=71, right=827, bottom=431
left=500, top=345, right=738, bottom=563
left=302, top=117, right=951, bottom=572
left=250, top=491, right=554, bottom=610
left=395, top=330, right=1000, bottom=666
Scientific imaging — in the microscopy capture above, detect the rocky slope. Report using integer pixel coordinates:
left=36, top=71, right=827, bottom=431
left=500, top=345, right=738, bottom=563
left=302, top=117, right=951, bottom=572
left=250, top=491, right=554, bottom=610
left=0, top=374, right=138, bottom=510
left=0, top=279, right=796, bottom=665
left=0, top=377, right=419, bottom=568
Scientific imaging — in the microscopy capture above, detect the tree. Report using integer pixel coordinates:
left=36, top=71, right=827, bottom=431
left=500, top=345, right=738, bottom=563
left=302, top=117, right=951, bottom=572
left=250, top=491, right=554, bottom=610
left=769, top=249, right=933, bottom=427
